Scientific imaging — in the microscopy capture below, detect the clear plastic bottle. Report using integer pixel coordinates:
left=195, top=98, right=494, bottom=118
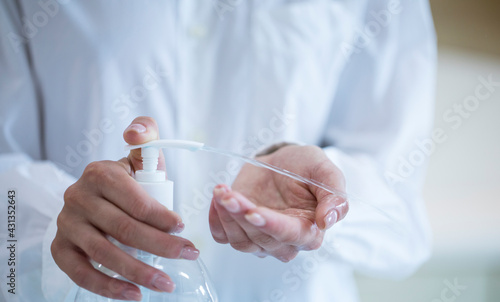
left=75, top=141, right=217, bottom=302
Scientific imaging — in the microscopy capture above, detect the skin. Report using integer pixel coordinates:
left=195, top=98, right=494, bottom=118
left=52, top=117, right=198, bottom=301
left=51, top=116, right=348, bottom=301
left=209, top=145, right=348, bottom=262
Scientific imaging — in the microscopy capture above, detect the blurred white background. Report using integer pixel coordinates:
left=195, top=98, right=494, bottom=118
left=356, top=1, right=500, bottom=301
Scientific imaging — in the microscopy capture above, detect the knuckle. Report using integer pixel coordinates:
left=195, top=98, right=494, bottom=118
left=86, top=238, right=108, bottom=264
left=129, top=197, right=152, bottom=222
left=107, top=276, right=124, bottom=293
left=304, top=237, right=323, bottom=251
left=63, top=185, right=78, bottom=204
left=63, top=184, right=88, bottom=212
left=230, top=240, right=257, bottom=252
left=105, top=276, right=131, bottom=297
left=208, top=211, right=221, bottom=227
left=252, top=233, right=276, bottom=248
left=212, top=234, right=229, bottom=244
left=84, top=161, right=103, bottom=177
left=71, top=263, right=90, bottom=287
left=112, top=258, right=140, bottom=284
left=219, top=212, right=235, bottom=224
left=209, top=225, right=228, bottom=244
left=275, top=249, right=298, bottom=263
left=283, top=231, right=301, bottom=244
left=114, top=219, right=137, bottom=244
left=50, top=238, right=62, bottom=261
left=56, top=211, right=68, bottom=229
left=84, top=161, right=111, bottom=184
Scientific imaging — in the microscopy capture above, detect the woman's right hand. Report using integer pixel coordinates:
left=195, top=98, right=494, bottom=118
left=51, top=116, right=200, bottom=301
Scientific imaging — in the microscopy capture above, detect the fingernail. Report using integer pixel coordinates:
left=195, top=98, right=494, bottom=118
left=221, top=197, right=240, bottom=213
left=122, top=289, right=142, bottom=301
left=125, top=123, right=147, bottom=134
left=214, top=185, right=228, bottom=193
left=213, top=186, right=229, bottom=200
left=173, top=222, right=185, bottom=233
left=180, top=246, right=200, bottom=260
left=152, top=275, right=175, bottom=293
left=324, top=209, right=338, bottom=229
left=245, top=212, right=266, bottom=226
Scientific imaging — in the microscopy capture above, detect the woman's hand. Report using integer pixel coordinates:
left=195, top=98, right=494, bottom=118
left=51, top=117, right=199, bottom=301
left=209, top=145, right=348, bottom=262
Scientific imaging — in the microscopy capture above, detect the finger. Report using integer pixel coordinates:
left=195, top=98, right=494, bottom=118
left=244, top=206, right=323, bottom=251
left=309, top=161, right=348, bottom=230
left=76, top=161, right=183, bottom=233
left=63, top=222, right=182, bottom=294
left=217, top=190, right=283, bottom=252
left=123, top=116, right=165, bottom=172
left=265, top=245, right=299, bottom=263
left=213, top=187, right=262, bottom=254
left=51, top=242, right=143, bottom=301
left=316, top=194, right=348, bottom=230
left=80, top=195, right=198, bottom=260
left=215, top=190, right=312, bottom=262
left=209, top=195, right=228, bottom=244
left=214, top=201, right=262, bottom=253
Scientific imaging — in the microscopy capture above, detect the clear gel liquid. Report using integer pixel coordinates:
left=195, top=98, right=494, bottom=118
left=199, top=145, right=403, bottom=235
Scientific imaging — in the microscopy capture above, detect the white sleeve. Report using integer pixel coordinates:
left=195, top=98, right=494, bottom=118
left=0, top=3, right=75, bottom=301
left=0, top=160, right=76, bottom=302
left=0, top=1, right=45, bottom=161
left=322, top=0, right=436, bottom=279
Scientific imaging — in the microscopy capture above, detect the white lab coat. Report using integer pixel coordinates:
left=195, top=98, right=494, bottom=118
left=0, top=1, right=436, bottom=301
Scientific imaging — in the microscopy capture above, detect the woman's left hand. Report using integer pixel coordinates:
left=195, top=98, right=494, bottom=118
left=208, top=145, right=348, bottom=262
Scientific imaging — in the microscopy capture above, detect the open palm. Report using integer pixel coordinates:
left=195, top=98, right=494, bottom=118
left=209, top=145, right=348, bottom=261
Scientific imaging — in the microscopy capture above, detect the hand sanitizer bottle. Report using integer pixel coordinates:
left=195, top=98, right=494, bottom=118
left=75, top=140, right=218, bottom=302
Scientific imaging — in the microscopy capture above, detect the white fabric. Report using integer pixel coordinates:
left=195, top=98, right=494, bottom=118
left=0, top=0, right=436, bottom=301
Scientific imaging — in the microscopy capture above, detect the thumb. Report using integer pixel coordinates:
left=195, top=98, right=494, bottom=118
left=316, top=194, right=349, bottom=230
left=123, top=116, right=166, bottom=173
left=310, top=162, right=348, bottom=230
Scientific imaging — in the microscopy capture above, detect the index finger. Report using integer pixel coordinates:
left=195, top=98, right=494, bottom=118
left=84, top=160, right=182, bottom=233
left=123, top=116, right=166, bottom=172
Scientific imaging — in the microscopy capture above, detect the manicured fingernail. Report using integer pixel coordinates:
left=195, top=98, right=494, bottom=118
left=245, top=212, right=266, bottom=226
left=214, top=185, right=228, bottom=195
left=324, top=209, right=338, bottom=229
left=221, top=197, right=240, bottom=213
left=122, top=289, right=142, bottom=301
left=126, top=123, right=147, bottom=134
left=180, top=246, right=200, bottom=260
left=173, top=222, right=185, bottom=233
left=213, top=186, right=230, bottom=202
left=152, top=275, right=175, bottom=293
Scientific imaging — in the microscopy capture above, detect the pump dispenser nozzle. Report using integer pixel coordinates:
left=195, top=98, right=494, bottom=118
left=124, top=139, right=205, bottom=152
left=124, top=139, right=204, bottom=182
left=122, top=140, right=205, bottom=211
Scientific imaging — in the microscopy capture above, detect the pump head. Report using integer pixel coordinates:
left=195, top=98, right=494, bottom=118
left=124, top=139, right=204, bottom=182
